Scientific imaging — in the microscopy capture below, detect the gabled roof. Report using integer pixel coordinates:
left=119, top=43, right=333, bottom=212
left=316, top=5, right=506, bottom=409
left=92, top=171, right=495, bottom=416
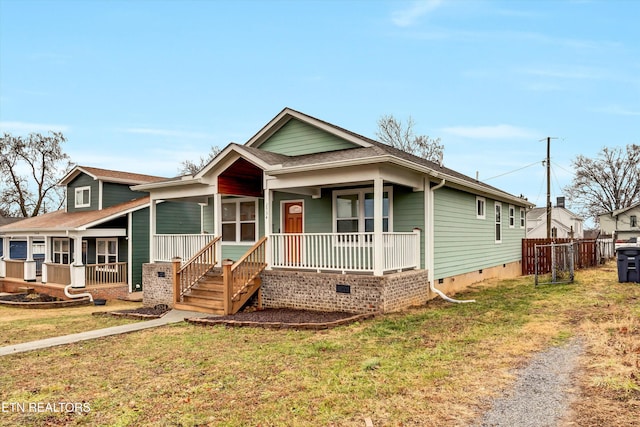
left=0, top=216, right=22, bottom=227
left=253, top=108, right=532, bottom=206
left=611, top=201, right=640, bottom=217
left=0, top=197, right=149, bottom=233
left=132, top=107, right=533, bottom=207
left=527, top=206, right=583, bottom=221
left=246, top=107, right=373, bottom=150
left=59, top=165, right=167, bottom=186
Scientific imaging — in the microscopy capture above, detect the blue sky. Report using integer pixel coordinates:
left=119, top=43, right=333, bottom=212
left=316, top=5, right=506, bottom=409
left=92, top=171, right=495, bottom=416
left=1, top=0, right=638, bottom=211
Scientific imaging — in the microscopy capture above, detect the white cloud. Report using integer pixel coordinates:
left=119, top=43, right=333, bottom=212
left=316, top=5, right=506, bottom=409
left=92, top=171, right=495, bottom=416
left=441, top=124, right=536, bottom=139
left=391, top=0, right=443, bottom=27
left=0, top=121, right=69, bottom=133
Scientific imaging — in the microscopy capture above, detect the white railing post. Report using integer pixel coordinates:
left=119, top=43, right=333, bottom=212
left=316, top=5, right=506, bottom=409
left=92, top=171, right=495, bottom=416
left=413, top=228, right=421, bottom=270
left=373, top=177, right=384, bottom=276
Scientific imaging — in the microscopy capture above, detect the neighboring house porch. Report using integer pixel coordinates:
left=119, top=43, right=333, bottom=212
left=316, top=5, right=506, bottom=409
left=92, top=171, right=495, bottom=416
left=0, top=198, right=149, bottom=300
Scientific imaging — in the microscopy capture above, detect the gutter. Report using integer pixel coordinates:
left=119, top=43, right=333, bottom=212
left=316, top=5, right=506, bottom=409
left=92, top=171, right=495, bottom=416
left=429, top=178, right=476, bottom=304
left=64, top=284, right=94, bottom=302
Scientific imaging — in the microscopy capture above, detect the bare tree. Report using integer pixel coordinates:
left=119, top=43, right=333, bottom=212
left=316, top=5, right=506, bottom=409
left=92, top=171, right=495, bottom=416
left=376, top=114, right=444, bottom=163
left=564, top=144, right=640, bottom=223
left=0, top=132, right=72, bottom=217
left=178, top=145, right=222, bottom=175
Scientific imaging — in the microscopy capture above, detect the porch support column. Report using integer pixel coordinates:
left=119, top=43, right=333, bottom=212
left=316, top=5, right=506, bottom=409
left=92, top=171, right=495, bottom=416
left=42, top=236, right=51, bottom=283
left=213, top=193, right=222, bottom=266
left=71, top=235, right=86, bottom=288
left=264, top=185, right=272, bottom=270
left=373, top=177, right=384, bottom=276
left=149, top=198, right=157, bottom=263
left=0, top=236, right=9, bottom=277
left=24, top=236, right=36, bottom=282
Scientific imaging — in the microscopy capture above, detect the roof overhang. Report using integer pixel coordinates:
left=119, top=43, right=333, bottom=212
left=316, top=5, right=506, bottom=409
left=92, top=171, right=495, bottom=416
left=267, top=154, right=533, bottom=207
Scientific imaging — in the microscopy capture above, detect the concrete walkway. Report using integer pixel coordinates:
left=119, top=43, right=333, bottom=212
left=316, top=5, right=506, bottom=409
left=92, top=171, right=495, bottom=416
left=0, top=309, right=210, bottom=357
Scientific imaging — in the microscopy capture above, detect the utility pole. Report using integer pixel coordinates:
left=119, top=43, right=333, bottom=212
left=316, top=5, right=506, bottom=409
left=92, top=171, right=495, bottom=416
left=542, top=137, right=558, bottom=239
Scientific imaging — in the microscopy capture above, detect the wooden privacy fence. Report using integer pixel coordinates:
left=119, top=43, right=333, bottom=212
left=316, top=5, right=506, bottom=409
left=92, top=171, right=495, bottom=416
left=522, top=238, right=605, bottom=275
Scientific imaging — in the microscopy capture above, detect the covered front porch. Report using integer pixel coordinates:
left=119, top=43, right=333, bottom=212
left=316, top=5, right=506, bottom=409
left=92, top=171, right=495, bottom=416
left=0, top=229, right=131, bottom=300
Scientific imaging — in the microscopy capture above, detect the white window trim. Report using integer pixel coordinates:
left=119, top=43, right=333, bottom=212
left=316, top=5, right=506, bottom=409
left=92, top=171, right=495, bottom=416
left=96, top=238, right=118, bottom=265
left=220, top=198, right=258, bottom=245
left=476, top=197, right=486, bottom=220
left=52, top=238, right=70, bottom=265
left=520, top=208, right=526, bottom=228
left=509, top=205, right=515, bottom=228
left=74, top=186, right=91, bottom=208
left=495, top=202, right=502, bottom=244
left=332, top=186, right=393, bottom=233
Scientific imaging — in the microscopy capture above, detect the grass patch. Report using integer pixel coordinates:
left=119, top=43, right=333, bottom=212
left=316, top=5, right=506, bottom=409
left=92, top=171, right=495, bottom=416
left=0, top=300, right=145, bottom=346
left=0, top=262, right=638, bottom=426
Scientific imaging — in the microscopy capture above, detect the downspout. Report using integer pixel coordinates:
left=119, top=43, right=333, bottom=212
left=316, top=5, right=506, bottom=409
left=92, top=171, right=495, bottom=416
left=429, top=178, right=476, bottom=304
left=64, top=284, right=94, bottom=302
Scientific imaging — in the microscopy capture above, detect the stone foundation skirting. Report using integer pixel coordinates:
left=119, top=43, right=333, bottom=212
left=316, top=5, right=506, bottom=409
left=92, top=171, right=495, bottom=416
left=260, top=269, right=431, bottom=314
left=142, top=263, right=174, bottom=308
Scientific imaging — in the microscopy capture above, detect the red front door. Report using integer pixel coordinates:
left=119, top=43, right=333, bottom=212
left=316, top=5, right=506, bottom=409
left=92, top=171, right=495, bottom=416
left=283, top=202, right=303, bottom=264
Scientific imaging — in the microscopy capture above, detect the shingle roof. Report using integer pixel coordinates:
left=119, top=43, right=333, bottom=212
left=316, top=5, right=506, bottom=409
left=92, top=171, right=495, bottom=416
left=0, top=197, right=149, bottom=232
left=271, top=108, right=527, bottom=202
left=60, top=166, right=167, bottom=186
left=0, top=217, right=22, bottom=227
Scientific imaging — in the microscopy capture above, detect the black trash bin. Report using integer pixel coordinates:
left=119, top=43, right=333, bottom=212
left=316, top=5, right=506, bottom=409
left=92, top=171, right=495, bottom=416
left=616, top=246, right=640, bottom=283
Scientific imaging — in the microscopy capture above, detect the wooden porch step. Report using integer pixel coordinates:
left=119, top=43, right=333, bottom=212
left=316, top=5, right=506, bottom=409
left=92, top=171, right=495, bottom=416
left=194, top=279, right=224, bottom=289
left=182, top=295, right=224, bottom=310
left=173, top=302, right=224, bottom=315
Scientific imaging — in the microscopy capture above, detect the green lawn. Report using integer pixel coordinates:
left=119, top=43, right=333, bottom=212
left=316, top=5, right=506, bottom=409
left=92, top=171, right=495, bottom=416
left=0, top=263, right=638, bottom=426
left=0, top=300, right=144, bottom=346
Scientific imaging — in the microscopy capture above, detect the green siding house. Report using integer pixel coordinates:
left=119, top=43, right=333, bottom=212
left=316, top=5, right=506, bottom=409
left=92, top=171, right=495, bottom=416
left=134, top=108, right=533, bottom=313
left=0, top=166, right=200, bottom=299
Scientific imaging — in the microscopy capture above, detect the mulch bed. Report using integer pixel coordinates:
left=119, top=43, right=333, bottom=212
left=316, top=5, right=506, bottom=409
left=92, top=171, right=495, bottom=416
left=187, top=308, right=376, bottom=330
left=92, top=304, right=171, bottom=319
left=0, top=293, right=61, bottom=302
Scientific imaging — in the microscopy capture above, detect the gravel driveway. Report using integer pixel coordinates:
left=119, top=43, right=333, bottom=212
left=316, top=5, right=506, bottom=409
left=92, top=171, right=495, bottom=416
left=473, top=337, right=583, bottom=427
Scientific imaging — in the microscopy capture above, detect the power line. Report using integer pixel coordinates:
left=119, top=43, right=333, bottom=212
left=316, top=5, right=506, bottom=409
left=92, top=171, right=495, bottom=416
left=483, top=160, right=543, bottom=181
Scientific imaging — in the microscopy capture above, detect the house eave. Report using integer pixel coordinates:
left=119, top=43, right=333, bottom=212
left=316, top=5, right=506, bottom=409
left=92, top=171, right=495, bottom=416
left=268, top=154, right=532, bottom=207
left=132, top=176, right=206, bottom=192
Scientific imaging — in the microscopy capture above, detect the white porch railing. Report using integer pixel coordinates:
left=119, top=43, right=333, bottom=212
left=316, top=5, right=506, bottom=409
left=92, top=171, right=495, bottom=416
left=270, top=231, right=420, bottom=274
left=154, top=234, right=218, bottom=262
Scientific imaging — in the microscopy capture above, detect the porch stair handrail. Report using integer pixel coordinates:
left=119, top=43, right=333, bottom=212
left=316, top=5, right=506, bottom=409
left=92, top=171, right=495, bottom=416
left=175, top=236, right=222, bottom=302
left=223, top=236, right=267, bottom=314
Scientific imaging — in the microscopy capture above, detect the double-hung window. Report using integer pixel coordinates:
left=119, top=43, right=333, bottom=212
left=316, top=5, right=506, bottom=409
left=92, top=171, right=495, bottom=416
left=476, top=197, right=486, bottom=219
left=53, top=238, right=70, bottom=264
left=334, top=188, right=391, bottom=237
left=97, top=238, right=118, bottom=264
left=221, top=199, right=257, bottom=243
left=495, top=202, right=502, bottom=243
left=509, top=205, right=515, bottom=228
left=520, top=208, right=526, bottom=228
left=75, top=186, right=91, bottom=208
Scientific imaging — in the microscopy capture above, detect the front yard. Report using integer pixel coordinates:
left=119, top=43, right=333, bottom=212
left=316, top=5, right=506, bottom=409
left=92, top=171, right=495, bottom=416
left=0, top=262, right=638, bottom=426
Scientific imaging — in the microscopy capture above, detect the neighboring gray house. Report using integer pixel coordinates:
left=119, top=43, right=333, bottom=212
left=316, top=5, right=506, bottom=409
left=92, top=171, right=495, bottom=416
left=526, top=198, right=584, bottom=239
left=598, top=202, right=640, bottom=242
